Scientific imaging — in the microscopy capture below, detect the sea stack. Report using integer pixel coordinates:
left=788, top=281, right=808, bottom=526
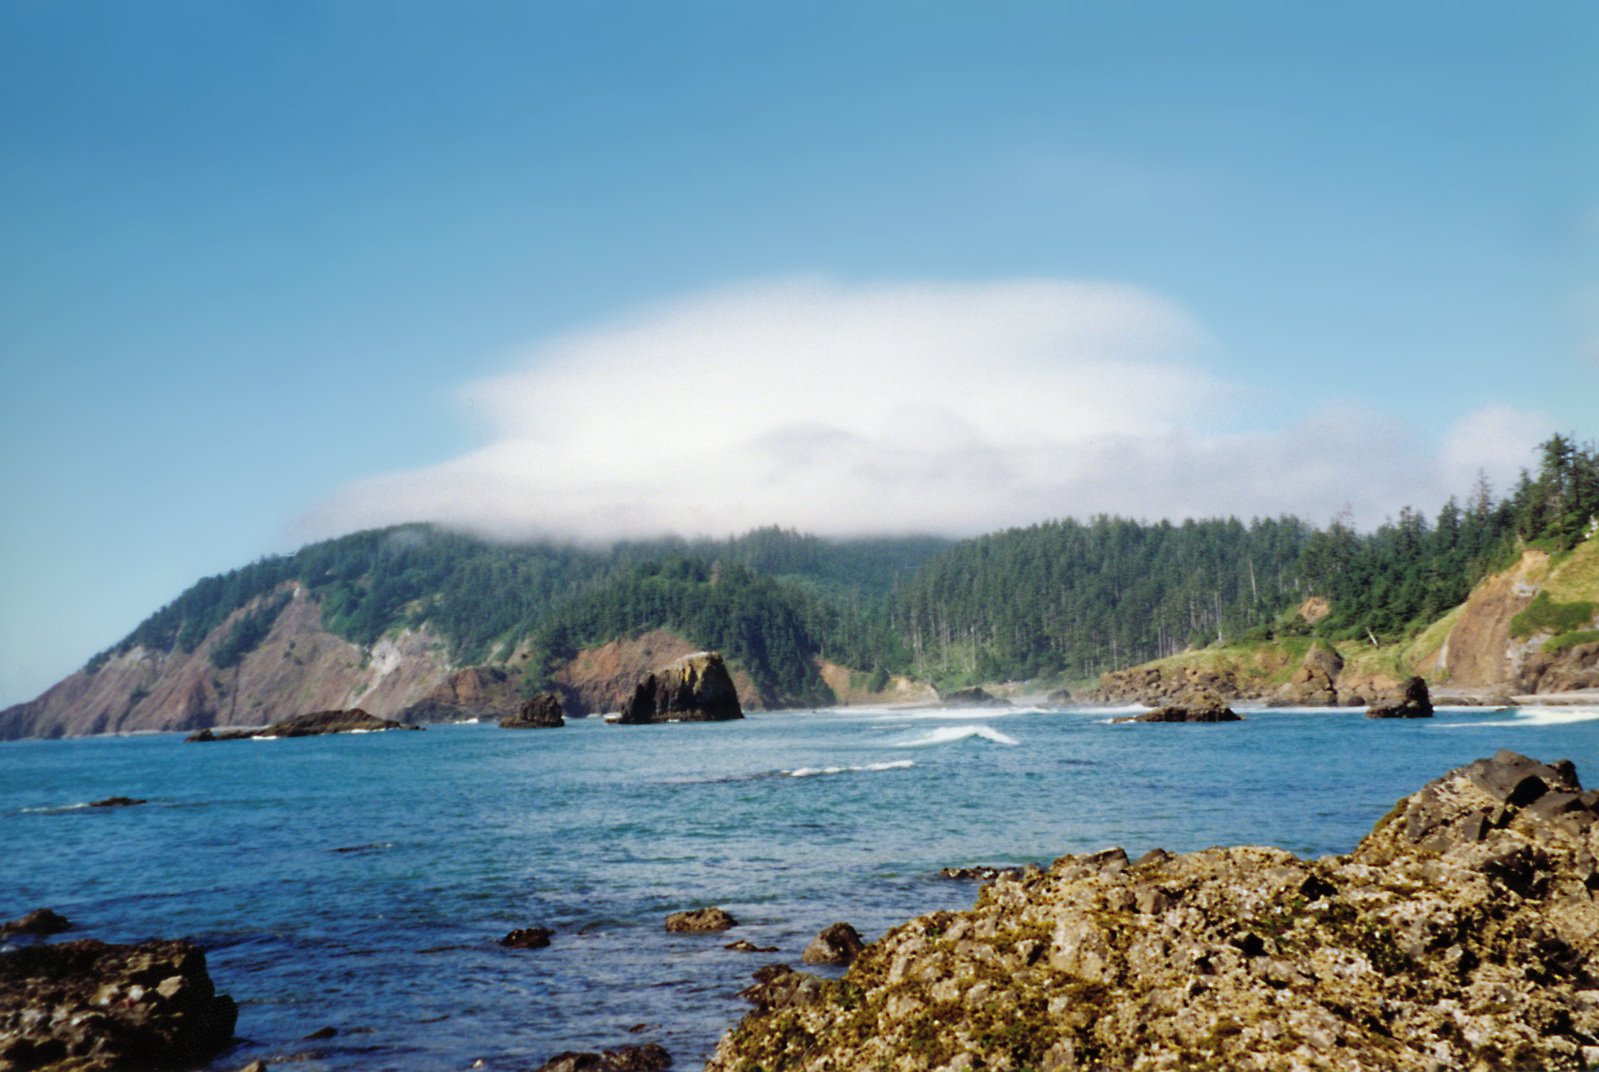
left=617, top=652, right=743, bottom=724
left=1365, top=675, right=1433, bottom=719
left=499, top=693, right=565, bottom=729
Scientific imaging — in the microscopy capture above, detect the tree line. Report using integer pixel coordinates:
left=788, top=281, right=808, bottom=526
left=86, top=435, right=1597, bottom=697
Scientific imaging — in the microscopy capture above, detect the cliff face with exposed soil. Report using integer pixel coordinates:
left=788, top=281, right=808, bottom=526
left=710, top=751, right=1599, bottom=1072
left=0, top=585, right=453, bottom=740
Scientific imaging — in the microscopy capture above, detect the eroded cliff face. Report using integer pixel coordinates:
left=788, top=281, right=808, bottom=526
left=547, top=629, right=766, bottom=715
left=0, top=585, right=452, bottom=740
left=1414, top=549, right=1547, bottom=688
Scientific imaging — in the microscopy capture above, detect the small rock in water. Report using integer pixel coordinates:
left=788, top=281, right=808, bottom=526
left=499, top=927, right=553, bottom=949
left=938, top=865, right=1024, bottom=882
left=302, top=1025, right=338, bottom=1040
left=800, top=922, right=863, bottom=965
left=88, top=795, right=147, bottom=807
left=1366, top=675, right=1434, bottom=718
left=533, top=1042, right=672, bottom=1071
left=723, top=939, right=778, bottom=953
left=0, top=907, right=72, bottom=938
left=664, top=907, right=737, bottom=933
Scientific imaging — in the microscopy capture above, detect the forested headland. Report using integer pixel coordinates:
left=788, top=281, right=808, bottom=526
left=81, top=434, right=1599, bottom=701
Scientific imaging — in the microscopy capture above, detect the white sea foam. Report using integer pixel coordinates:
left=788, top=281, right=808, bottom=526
left=784, top=760, right=916, bottom=778
left=892, top=725, right=1019, bottom=748
left=1439, top=707, right=1599, bottom=729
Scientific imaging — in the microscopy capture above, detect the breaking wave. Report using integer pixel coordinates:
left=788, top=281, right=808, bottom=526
left=892, top=725, right=1019, bottom=748
left=785, top=760, right=916, bottom=778
left=1440, top=707, right=1599, bottom=729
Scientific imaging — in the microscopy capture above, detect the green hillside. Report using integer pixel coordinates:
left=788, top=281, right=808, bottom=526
left=83, top=435, right=1597, bottom=701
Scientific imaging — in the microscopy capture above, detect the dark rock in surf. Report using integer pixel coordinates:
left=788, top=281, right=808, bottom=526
left=0, top=909, right=71, bottom=939
left=185, top=708, right=421, bottom=741
left=665, top=907, right=738, bottom=933
left=302, top=1025, right=338, bottom=1040
left=1365, top=676, right=1434, bottom=719
left=499, top=927, right=553, bottom=949
left=1113, top=687, right=1240, bottom=723
left=801, top=922, right=864, bottom=966
left=725, top=939, right=779, bottom=953
left=88, top=795, right=146, bottom=808
left=618, top=653, right=743, bottom=724
left=939, top=865, right=1026, bottom=882
left=534, top=1042, right=672, bottom=1072
left=499, top=692, right=566, bottom=729
left=0, top=938, right=236, bottom=1071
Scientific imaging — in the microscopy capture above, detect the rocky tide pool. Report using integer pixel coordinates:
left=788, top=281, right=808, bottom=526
left=5, top=703, right=1599, bottom=1071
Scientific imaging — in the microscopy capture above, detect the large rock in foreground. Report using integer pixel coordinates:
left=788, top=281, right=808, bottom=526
left=708, top=750, right=1599, bottom=1072
left=617, top=652, right=743, bottom=724
left=0, top=938, right=237, bottom=1071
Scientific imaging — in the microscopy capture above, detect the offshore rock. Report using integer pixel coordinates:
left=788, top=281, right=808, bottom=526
left=0, top=938, right=237, bottom=1072
left=708, top=751, right=1599, bottom=1072
left=0, top=909, right=71, bottom=940
left=1113, top=687, right=1240, bottom=722
left=801, top=923, right=864, bottom=966
left=1270, top=641, right=1344, bottom=706
left=533, top=1042, right=671, bottom=1072
left=499, top=927, right=553, bottom=949
left=1366, top=675, right=1434, bottom=718
left=498, top=692, right=565, bottom=729
left=617, top=653, right=743, bottom=724
left=664, top=907, right=737, bottom=933
left=185, top=708, right=422, bottom=741
left=87, top=796, right=146, bottom=808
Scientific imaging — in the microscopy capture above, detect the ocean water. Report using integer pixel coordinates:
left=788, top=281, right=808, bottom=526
left=4, top=703, right=1598, bottom=1071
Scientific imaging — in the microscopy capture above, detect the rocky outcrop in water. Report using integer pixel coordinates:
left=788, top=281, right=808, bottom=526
left=0, top=938, right=237, bottom=1071
left=707, top=750, right=1599, bottom=1072
left=499, top=927, right=553, bottom=949
left=802, top=923, right=864, bottom=966
left=1113, top=687, right=1240, bottom=723
left=664, top=907, right=738, bottom=933
left=1365, top=675, right=1434, bottom=719
left=87, top=796, right=146, bottom=808
left=533, top=1042, right=671, bottom=1072
left=499, top=692, right=565, bottom=729
left=1270, top=642, right=1344, bottom=706
left=617, top=653, right=743, bottom=724
left=0, top=910, right=71, bottom=940
left=185, top=708, right=421, bottom=741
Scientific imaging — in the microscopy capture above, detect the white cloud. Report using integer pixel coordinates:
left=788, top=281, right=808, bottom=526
left=300, top=277, right=1551, bottom=542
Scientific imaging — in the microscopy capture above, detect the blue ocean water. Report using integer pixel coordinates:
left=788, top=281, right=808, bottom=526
left=4, top=703, right=1598, bottom=1071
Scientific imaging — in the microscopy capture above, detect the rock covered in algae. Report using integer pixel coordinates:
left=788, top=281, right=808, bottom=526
left=706, top=750, right=1599, bottom=1072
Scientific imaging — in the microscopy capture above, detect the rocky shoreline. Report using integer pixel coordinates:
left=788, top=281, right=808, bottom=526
left=708, top=750, right=1599, bottom=1071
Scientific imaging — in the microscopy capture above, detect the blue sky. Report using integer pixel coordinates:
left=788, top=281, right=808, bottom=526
left=2, top=1, right=1595, bottom=706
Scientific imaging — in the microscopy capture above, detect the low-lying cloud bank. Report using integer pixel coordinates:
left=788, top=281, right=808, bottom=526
left=301, top=277, right=1546, bottom=542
